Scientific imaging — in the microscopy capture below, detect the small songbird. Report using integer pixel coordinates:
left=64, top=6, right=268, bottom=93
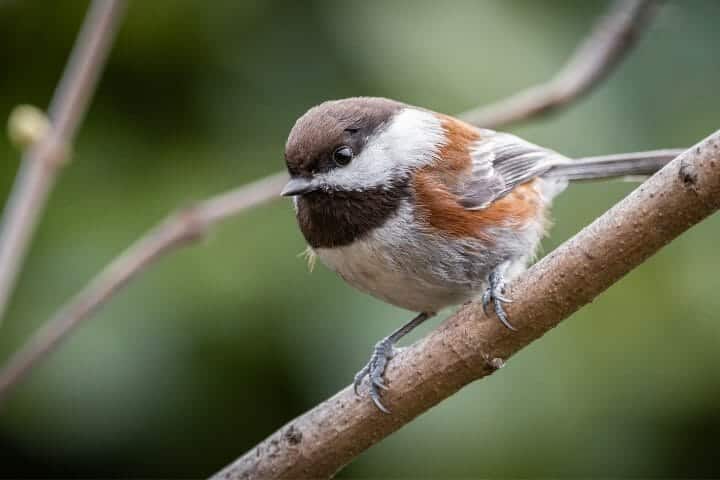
left=282, top=97, right=670, bottom=412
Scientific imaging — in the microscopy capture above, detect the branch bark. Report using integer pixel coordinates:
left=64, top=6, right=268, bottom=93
left=212, top=130, right=720, bottom=480
left=0, top=0, right=126, bottom=325
left=459, top=0, right=658, bottom=128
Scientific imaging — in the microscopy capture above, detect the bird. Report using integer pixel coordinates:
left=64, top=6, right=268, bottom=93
left=281, top=96, right=672, bottom=412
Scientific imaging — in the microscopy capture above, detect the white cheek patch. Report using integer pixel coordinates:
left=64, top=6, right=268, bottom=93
left=317, top=108, right=445, bottom=191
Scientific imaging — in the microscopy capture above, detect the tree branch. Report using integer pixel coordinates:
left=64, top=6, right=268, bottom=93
left=0, top=0, right=126, bottom=325
left=0, top=172, right=288, bottom=401
left=211, top=130, right=720, bottom=480
left=459, top=0, right=658, bottom=129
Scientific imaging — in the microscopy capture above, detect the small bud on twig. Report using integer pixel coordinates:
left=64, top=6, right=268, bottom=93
left=7, top=105, right=50, bottom=150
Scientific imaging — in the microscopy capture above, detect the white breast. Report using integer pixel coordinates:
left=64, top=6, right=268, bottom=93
left=315, top=180, right=555, bottom=313
left=315, top=202, right=486, bottom=312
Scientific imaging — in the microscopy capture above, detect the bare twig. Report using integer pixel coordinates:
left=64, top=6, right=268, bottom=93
left=0, top=0, right=126, bottom=325
left=212, top=130, right=720, bottom=480
left=0, top=172, right=288, bottom=401
left=459, top=0, right=659, bottom=129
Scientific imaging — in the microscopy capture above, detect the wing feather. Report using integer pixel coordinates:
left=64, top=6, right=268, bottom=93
left=458, top=130, right=567, bottom=210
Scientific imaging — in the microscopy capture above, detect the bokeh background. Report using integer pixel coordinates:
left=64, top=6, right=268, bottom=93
left=1, top=0, right=719, bottom=477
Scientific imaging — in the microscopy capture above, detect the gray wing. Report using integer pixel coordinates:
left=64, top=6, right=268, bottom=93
left=458, top=129, right=568, bottom=210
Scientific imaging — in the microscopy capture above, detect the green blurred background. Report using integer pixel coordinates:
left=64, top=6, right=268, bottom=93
left=1, top=0, right=719, bottom=477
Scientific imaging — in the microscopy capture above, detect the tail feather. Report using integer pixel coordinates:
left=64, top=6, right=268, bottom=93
left=544, top=149, right=683, bottom=182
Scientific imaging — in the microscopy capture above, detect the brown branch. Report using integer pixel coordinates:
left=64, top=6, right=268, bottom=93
left=459, top=0, right=659, bottom=129
left=0, top=171, right=288, bottom=402
left=211, top=130, right=720, bottom=480
left=0, top=0, right=126, bottom=325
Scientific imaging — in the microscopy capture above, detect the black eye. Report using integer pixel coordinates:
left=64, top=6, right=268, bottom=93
left=333, top=146, right=353, bottom=166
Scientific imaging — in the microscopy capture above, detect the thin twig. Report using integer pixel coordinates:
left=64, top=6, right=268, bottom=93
left=0, top=0, right=126, bottom=325
left=212, top=130, right=720, bottom=480
left=0, top=172, right=288, bottom=401
left=459, top=0, right=659, bottom=128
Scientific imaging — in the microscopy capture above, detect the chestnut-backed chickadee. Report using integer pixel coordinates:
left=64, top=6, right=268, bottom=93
left=282, top=97, right=670, bottom=412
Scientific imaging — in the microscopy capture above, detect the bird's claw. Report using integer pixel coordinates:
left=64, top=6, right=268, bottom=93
left=353, top=337, right=396, bottom=413
left=353, top=366, right=369, bottom=395
left=482, top=270, right=516, bottom=331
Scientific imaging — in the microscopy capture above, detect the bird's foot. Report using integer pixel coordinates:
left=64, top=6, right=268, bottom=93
left=352, top=312, right=432, bottom=413
left=353, top=336, right=397, bottom=413
left=482, top=269, right=515, bottom=331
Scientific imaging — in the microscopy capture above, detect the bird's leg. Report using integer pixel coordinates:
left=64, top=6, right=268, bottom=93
left=482, top=264, right=515, bottom=331
left=353, top=311, right=434, bottom=413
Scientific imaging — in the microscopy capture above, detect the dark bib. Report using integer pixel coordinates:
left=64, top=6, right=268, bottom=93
left=296, top=183, right=409, bottom=249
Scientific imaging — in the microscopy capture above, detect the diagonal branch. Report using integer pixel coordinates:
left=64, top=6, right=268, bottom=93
left=459, top=0, right=659, bottom=128
left=211, top=130, right=720, bottom=480
left=0, top=172, right=288, bottom=401
left=0, top=0, right=126, bottom=326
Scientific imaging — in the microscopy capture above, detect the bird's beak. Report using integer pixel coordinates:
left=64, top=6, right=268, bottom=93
left=281, top=177, right=316, bottom=196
